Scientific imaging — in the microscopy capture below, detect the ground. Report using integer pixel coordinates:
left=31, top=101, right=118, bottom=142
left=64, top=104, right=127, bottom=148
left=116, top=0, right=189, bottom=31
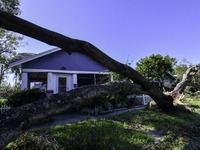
left=4, top=98, right=200, bottom=149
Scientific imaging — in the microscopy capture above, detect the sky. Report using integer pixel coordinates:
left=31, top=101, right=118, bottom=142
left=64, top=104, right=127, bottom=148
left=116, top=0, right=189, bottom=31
left=17, top=0, right=200, bottom=67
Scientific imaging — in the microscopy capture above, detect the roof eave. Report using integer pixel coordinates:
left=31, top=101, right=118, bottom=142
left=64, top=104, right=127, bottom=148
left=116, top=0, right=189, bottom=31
left=9, top=47, right=61, bottom=68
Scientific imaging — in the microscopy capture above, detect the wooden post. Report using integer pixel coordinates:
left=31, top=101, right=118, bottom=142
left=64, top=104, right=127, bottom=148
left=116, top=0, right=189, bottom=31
left=73, top=74, right=77, bottom=89
left=47, top=72, right=53, bottom=91
left=21, top=72, right=28, bottom=90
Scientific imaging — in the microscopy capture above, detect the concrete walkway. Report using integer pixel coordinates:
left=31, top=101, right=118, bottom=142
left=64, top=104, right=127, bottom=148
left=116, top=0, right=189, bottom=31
left=34, top=105, right=145, bottom=128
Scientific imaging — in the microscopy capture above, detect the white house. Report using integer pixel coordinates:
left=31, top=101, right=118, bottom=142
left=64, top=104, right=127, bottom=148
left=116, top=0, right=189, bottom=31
left=9, top=48, right=112, bottom=94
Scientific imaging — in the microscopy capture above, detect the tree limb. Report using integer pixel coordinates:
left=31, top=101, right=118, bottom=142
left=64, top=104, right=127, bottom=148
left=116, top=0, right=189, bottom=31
left=0, top=81, right=147, bottom=149
left=186, top=82, right=200, bottom=89
left=0, top=9, right=174, bottom=111
left=173, top=65, right=200, bottom=93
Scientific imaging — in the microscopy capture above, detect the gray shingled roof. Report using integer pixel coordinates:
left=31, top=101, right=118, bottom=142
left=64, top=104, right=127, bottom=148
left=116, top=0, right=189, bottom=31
left=10, top=53, right=36, bottom=63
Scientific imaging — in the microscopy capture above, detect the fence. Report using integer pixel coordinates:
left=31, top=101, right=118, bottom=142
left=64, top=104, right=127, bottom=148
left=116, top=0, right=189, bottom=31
left=128, top=94, right=152, bottom=105
left=0, top=104, right=11, bottom=113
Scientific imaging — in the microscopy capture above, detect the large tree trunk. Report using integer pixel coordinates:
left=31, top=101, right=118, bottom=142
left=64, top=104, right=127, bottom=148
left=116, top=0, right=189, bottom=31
left=0, top=9, right=174, bottom=110
left=0, top=82, right=147, bottom=149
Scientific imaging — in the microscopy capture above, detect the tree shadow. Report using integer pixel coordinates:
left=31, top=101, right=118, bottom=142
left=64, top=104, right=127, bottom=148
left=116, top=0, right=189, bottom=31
left=31, top=119, right=153, bottom=150
left=109, top=102, right=200, bottom=149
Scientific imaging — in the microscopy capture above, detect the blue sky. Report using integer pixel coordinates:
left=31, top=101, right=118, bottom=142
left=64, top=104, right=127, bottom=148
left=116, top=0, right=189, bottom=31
left=17, top=0, right=200, bottom=67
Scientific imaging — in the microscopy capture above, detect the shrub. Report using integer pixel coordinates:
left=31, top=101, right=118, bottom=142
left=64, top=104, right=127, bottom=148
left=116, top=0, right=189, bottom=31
left=115, top=102, right=128, bottom=108
left=7, top=88, right=47, bottom=108
left=4, top=132, right=55, bottom=150
left=81, top=92, right=137, bottom=115
left=109, top=92, right=136, bottom=107
left=81, top=106, right=104, bottom=115
left=103, top=101, right=114, bottom=110
left=0, top=85, right=20, bottom=99
left=0, top=99, right=8, bottom=105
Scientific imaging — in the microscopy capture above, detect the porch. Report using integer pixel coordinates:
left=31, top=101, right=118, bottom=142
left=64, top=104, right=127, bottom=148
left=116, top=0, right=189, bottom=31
left=21, top=71, right=111, bottom=94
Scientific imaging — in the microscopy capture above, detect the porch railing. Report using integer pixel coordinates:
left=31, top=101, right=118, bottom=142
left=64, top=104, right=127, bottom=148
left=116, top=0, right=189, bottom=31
left=0, top=104, right=11, bottom=113
left=128, top=94, right=152, bottom=105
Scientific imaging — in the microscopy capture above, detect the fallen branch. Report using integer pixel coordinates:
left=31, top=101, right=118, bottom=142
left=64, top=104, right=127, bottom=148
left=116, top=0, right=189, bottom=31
left=0, top=81, right=147, bottom=149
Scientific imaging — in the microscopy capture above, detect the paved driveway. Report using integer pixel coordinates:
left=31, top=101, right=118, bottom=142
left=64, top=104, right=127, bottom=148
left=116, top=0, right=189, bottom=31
left=34, top=105, right=145, bottom=128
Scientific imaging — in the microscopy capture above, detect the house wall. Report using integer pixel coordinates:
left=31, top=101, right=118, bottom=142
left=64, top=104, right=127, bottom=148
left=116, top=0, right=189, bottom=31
left=22, top=50, right=107, bottom=71
left=20, top=50, right=110, bottom=93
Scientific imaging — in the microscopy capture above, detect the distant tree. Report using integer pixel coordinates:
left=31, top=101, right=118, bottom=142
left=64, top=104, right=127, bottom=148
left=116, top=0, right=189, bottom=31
left=0, top=0, right=22, bottom=85
left=135, top=54, right=176, bottom=90
left=173, top=59, right=191, bottom=82
left=10, top=65, right=21, bottom=88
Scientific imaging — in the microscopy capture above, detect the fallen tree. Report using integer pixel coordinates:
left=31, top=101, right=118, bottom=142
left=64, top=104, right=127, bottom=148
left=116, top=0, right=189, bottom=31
left=0, top=9, right=174, bottom=110
left=168, top=65, right=200, bottom=105
left=0, top=82, right=147, bottom=148
left=0, top=9, right=199, bottom=148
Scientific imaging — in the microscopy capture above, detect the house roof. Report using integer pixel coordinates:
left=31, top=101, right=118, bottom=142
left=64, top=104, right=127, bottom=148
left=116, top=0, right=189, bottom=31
left=166, top=72, right=176, bottom=80
left=10, top=53, right=36, bottom=63
left=9, top=47, right=61, bottom=68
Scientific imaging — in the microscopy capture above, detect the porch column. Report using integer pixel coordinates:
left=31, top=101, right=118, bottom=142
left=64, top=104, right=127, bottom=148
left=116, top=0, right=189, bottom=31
left=47, top=72, right=53, bottom=91
left=21, top=72, right=28, bottom=90
left=73, top=74, right=77, bottom=89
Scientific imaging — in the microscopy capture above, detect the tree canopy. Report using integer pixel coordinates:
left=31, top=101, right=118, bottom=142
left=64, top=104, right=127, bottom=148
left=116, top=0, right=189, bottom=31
left=136, top=54, right=175, bottom=81
left=135, top=54, right=176, bottom=90
left=0, top=0, right=22, bottom=85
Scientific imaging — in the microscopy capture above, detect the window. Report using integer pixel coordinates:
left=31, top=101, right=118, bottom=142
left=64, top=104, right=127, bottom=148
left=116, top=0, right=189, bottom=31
left=77, top=74, right=94, bottom=87
left=58, top=77, right=66, bottom=93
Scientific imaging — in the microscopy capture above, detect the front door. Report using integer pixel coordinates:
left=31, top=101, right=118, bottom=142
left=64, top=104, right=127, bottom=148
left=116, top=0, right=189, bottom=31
left=57, top=75, right=71, bottom=93
left=58, top=77, right=67, bottom=93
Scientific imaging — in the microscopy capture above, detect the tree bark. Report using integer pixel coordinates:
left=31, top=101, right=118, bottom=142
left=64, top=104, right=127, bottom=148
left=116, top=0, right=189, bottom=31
left=166, top=65, right=200, bottom=104
left=0, top=9, right=174, bottom=110
left=173, top=65, right=200, bottom=93
left=0, top=81, right=147, bottom=149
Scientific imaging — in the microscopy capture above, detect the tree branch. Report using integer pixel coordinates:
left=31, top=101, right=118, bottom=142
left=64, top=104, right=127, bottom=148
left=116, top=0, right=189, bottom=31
left=186, top=82, right=200, bottom=89
left=0, top=9, right=174, bottom=111
left=0, top=81, right=147, bottom=149
left=173, top=65, right=200, bottom=93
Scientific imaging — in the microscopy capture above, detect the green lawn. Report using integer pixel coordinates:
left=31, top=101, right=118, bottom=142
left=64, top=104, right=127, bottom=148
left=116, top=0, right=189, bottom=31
left=5, top=100, right=200, bottom=150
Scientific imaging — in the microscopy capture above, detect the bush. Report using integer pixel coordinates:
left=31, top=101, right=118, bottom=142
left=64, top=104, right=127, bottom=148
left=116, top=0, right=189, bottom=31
left=103, top=101, right=114, bottom=110
left=0, top=85, right=20, bottom=99
left=115, top=102, right=128, bottom=108
left=81, top=92, right=137, bottom=115
left=81, top=106, right=104, bottom=115
left=7, top=88, right=47, bottom=108
left=0, top=99, right=8, bottom=105
left=4, top=132, right=55, bottom=150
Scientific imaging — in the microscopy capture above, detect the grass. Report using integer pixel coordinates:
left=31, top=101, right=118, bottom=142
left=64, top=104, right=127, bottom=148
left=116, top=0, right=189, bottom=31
left=4, top=99, right=200, bottom=150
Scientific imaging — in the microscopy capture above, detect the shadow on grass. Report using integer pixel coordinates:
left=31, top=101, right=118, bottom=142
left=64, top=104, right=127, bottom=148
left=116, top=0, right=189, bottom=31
left=6, top=101, right=200, bottom=150
left=110, top=101, right=200, bottom=149
left=31, top=119, right=153, bottom=150
left=188, top=104, right=200, bottom=109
